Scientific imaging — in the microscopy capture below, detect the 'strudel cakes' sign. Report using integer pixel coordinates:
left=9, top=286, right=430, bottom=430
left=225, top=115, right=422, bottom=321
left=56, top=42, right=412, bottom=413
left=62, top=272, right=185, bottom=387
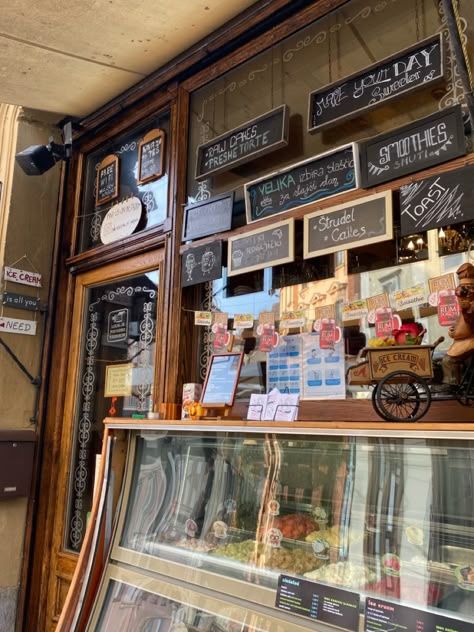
left=195, top=105, right=289, bottom=181
left=400, top=165, right=474, bottom=236
left=245, top=144, right=359, bottom=223
left=182, top=192, right=234, bottom=241
left=304, top=191, right=393, bottom=258
left=360, top=106, right=466, bottom=188
left=308, top=34, right=444, bottom=132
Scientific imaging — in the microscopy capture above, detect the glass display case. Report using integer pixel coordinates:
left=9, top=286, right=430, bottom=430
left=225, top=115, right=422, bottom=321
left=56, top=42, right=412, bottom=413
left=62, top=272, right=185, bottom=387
left=87, top=425, right=474, bottom=631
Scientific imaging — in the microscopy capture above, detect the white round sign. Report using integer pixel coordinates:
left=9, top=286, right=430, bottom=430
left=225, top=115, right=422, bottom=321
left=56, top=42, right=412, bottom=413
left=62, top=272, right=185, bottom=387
left=100, top=196, right=142, bottom=244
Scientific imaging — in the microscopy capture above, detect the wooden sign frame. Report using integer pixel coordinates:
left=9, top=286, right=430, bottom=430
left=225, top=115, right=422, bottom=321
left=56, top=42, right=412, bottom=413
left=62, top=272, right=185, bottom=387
left=138, top=128, right=166, bottom=184
left=359, top=105, right=466, bottom=188
left=303, top=191, right=393, bottom=258
left=227, top=218, right=295, bottom=277
left=195, top=105, right=289, bottom=181
left=182, top=192, right=234, bottom=241
left=96, top=154, right=119, bottom=206
left=200, top=352, right=244, bottom=408
left=308, top=34, right=444, bottom=133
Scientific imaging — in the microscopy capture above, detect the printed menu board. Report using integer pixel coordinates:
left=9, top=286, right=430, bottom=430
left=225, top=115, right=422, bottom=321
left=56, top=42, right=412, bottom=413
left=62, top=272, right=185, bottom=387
left=365, top=597, right=472, bottom=632
left=276, top=575, right=360, bottom=631
left=201, top=353, right=244, bottom=406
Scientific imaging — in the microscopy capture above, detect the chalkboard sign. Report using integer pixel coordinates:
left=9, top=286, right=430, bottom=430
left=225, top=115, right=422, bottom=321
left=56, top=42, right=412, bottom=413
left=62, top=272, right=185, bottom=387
left=228, top=218, right=294, bottom=277
left=365, top=597, right=472, bottom=632
left=400, top=165, right=474, bottom=236
left=195, top=105, right=289, bottom=181
left=2, top=292, right=40, bottom=312
left=182, top=192, right=234, bottom=241
left=308, top=34, right=444, bottom=133
left=181, top=241, right=223, bottom=287
left=360, top=106, right=466, bottom=188
left=138, top=128, right=165, bottom=184
left=304, top=191, right=392, bottom=258
left=201, top=352, right=244, bottom=407
left=276, top=575, right=360, bottom=631
left=245, top=143, right=359, bottom=223
left=96, top=154, right=119, bottom=206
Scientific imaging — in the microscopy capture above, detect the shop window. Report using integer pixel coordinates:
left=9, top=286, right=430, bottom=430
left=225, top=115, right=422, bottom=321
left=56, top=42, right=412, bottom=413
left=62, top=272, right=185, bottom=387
left=187, top=0, right=448, bottom=209
left=76, top=111, right=170, bottom=254
left=184, top=0, right=474, bottom=405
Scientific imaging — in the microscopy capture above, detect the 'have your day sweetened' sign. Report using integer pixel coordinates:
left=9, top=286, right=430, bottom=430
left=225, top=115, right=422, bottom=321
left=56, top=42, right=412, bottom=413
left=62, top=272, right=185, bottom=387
left=304, top=191, right=393, bottom=258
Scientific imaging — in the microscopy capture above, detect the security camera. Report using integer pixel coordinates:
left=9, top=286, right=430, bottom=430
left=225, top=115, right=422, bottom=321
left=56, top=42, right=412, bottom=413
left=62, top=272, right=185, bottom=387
left=15, top=122, right=73, bottom=176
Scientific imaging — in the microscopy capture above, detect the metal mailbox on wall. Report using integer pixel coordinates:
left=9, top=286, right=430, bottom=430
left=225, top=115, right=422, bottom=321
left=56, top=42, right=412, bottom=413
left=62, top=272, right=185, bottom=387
left=0, top=430, right=35, bottom=499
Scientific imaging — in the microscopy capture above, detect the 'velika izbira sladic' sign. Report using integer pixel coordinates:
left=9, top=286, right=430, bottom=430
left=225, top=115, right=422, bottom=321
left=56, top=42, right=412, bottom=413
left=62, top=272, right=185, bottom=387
left=360, top=106, right=466, bottom=188
left=244, top=144, right=359, bottom=223
left=400, top=165, right=474, bottom=236
left=308, top=35, right=444, bottom=133
left=195, top=105, right=289, bottom=181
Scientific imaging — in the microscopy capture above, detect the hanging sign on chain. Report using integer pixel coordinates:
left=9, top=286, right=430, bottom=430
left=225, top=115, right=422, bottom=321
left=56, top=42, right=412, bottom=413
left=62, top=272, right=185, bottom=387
left=3, top=266, right=42, bottom=287
left=0, top=316, right=37, bottom=336
left=2, top=292, right=41, bottom=312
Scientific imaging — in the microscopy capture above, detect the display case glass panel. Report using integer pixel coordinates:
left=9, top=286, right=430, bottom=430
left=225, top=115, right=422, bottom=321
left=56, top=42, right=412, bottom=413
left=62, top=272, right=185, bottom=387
left=113, top=430, right=474, bottom=625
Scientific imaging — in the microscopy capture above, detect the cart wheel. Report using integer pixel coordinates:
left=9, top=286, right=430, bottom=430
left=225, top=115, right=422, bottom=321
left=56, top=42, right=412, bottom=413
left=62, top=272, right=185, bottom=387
left=375, top=371, right=431, bottom=422
left=371, top=384, right=383, bottom=418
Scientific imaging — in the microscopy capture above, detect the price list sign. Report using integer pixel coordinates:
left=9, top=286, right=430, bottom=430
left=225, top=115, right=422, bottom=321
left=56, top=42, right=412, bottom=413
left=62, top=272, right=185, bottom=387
left=365, top=597, right=473, bottom=632
left=138, top=129, right=165, bottom=184
left=276, top=575, right=360, bottom=631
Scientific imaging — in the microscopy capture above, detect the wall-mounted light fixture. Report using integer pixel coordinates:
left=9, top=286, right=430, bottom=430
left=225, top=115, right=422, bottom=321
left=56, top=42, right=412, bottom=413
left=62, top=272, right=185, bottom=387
left=15, top=122, right=72, bottom=176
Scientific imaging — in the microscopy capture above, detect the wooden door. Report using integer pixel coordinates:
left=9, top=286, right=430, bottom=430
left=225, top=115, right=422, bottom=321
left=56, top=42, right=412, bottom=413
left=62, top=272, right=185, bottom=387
left=45, top=250, right=165, bottom=630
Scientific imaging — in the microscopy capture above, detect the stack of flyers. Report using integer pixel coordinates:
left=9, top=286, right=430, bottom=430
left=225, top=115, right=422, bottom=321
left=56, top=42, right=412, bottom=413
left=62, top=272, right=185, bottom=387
left=247, top=389, right=299, bottom=422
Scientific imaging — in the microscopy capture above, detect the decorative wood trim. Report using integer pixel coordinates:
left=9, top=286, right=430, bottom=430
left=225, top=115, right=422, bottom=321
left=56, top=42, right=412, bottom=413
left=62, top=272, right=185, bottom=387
left=104, top=415, right=474, bottom=432
left=66, top=224, right=170, bottom=274
left=55, top=429, right=111, bottom=632
left=163, top=85, right=191, bottom=405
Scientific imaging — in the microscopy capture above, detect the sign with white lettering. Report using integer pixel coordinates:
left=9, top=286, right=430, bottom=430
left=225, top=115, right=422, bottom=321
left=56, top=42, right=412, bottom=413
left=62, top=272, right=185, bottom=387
left=181, top=241, right=223, bottom=287
left=360, top=106, right=466, bottom=188
left=304, top=191, right=392, bottom=258
left=0, top=316, right=37, bottom=336
left=182, top=192, right=234, bottom=241
left=3, top=266, right=42, bottom=287
left=308, top=35, right=444, bottom=133
left=138, top=129, right=165, bottom=184
left=245, top=143, right=359, bottom=223
left=228, top=219, right=294, bottom=276
left=2, top=292, right=40, bottom=312
left=400, top=165, right=474, bottom=236
left=100, top=197, right=142, bottom=244
left=195, top=105, right=289, bottom=181
left=107, top=308, right=129, bottom=343
left=96, top=154, right=119, bottom=206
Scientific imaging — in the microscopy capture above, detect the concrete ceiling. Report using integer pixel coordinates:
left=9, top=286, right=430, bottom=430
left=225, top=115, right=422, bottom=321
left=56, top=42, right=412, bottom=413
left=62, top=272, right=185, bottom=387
left=0, top=0, right=259, bottom=119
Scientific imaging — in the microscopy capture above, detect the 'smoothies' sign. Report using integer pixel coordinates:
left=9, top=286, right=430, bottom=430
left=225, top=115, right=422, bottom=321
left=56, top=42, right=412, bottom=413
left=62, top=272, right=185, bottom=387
left=360, top=106, right=466, bottom=188
left=308, top=34, right=444, bottom=133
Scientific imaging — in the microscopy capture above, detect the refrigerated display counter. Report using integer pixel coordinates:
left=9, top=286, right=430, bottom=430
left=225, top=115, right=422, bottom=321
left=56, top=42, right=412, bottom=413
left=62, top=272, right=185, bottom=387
left=76, top=421, right=474, bottom=632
